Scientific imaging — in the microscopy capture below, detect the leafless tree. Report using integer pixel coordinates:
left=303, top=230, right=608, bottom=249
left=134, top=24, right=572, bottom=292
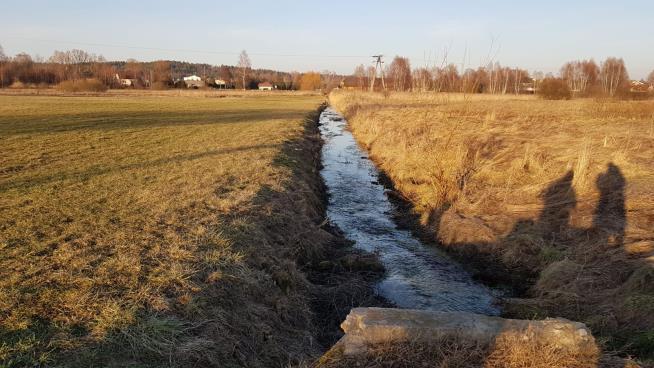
left=0, top=44, right=6, bottom=88
left=412, top=67, right=432, bottom=92
left=436, top=64, right=460, bottom=92
left=560, top=59, right=599, bottom=96
left=366, top=66, right=376, bottom=90
left=647, top=70, right=654, bottom=86
left=354, top=64, right=366, bottom=90
left=321, top=70, right=338, bottom=92
left=532, top=71, right=544, bottom=92
left=69, top=49, right=93, bottom=64
left=237, top=50, right=251, bottom=90
left=388, top=56, right=411, bottom=92
left=460, top=67, right=489, bottom=93
left=600, top=57, right=629, bottom=97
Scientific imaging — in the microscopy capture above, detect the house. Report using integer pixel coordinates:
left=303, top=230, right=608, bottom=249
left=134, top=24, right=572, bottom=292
left=115, top=74, right=137, bottom=87
left=258, top=82, right=273, bottom=91
left=630, top=80, right=652, bottom=93
left=185, top=80, right=205, bottom=88
left=183, top=75, right=205, bottom=88
left=520, top=81, right=537, bottom=94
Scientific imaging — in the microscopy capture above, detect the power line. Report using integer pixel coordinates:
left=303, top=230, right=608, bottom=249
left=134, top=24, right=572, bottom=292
left=4, top=35, right=369, bottom=59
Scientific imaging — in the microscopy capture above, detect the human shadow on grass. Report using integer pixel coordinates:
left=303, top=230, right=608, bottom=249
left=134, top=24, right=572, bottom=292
left=372, top=164, right=630, bottom=366
left=592, top=163, right=626, bottom=247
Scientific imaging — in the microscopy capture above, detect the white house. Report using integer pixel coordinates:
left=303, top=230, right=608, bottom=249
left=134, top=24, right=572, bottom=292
left=258, top=82, right=273, bottom=91
left=214, top=79, right=227, bottom=89
left=182, top=75, right=205, bottom=88
left=115, top=74, right=137, bottom=87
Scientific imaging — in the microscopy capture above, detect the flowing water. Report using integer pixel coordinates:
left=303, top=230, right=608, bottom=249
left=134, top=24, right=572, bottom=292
left=319, top=107, right=500, bottom=315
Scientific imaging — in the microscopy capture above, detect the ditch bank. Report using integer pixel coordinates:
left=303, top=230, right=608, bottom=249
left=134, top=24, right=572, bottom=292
left=314, top=107, right=601, bottom=368
left=295, top=104, right=390, bottom=349
left=324, top=92, right=648, bottom=366
left=241, top=102, right=390, bottom=361
left=317, top=107, right=499, bottom=313
left=59, top=103, right=389, bottom=367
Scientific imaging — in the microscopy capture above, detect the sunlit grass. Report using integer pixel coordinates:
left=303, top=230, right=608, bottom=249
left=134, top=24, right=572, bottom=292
left=0, top=93, right=323, bottom=366
left=331, top=90, right=654, bottom=361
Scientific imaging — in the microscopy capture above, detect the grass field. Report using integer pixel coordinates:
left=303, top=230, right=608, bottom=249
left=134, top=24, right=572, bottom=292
left=331, top=91, right=654, bottom=362
left=0, top=93, right=346, bottom=366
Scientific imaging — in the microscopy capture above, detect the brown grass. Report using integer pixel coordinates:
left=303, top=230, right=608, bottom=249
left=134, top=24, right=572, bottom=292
left=0, top=93, right=384, bottom=367
left=56, top=78, right=108, bottom=92
left=0, top=87, right=322, bottom=98
left=315, top=331, right=603, bottom=368
left=330, top=90, right=654, bottom=363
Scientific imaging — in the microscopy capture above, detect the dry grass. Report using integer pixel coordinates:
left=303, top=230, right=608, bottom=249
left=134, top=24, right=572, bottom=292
left=0, top=93, right=340, bottom=366
left=56, top=79, right=108, bottom=93
left=0, top=88, right=322, bottom=98
left=315, top=332, right=602, bottom=368
left=330, top=90, right=654, bottom=362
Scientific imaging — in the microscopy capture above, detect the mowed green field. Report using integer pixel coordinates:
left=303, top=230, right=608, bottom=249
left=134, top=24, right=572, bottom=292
left=0, top=93, right=324, bottom=366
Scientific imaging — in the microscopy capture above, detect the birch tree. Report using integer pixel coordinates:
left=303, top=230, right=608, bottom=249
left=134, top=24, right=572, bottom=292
left=366, top=65, right=376, bottom=90
left=561, top=59, right=599, bottom=96
left=0, top=44, right=6, bottom=88
left=354, top=64, right=366, bottom=90
left=388, top=56, right=411, bottom=91
left=237, top=50, right=251, bottom=90
left=600, top=57, right=628, bottom=97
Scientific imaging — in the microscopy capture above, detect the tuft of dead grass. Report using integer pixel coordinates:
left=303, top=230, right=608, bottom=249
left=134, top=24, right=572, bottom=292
left=315, top=331, right=600, bottom=368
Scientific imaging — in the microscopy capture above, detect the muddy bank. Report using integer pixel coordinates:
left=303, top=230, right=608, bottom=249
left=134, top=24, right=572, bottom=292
left=242, top=103, right=388, bottom=358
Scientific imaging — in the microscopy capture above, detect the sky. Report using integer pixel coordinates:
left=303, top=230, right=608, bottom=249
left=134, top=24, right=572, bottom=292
left=1, top=0, right=653, bottom=79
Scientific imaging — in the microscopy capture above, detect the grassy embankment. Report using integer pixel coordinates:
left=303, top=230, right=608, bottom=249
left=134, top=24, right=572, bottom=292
left=330, top=91, right=654, bottom=363
left=0, top=93, right=381, bottom=367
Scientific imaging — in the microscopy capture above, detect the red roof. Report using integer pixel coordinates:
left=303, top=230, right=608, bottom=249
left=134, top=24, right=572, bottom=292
left=258, top=82, right=273, bottom=87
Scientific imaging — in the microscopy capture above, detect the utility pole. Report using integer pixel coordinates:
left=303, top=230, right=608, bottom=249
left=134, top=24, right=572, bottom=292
left=370, top=55, right=386, bottom=92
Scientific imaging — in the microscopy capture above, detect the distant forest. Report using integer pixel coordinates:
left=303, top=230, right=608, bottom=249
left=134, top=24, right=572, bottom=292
left=1, top=45, right=652, bottom=98
left=347, top=55, right=654, bottom=99
left=0, top=46, right=344, bottom=90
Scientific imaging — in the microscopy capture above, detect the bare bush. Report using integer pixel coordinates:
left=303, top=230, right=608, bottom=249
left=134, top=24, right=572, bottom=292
left=56, top=78, right=108, bottom=92
left=537, top=78, right=571, bottom=100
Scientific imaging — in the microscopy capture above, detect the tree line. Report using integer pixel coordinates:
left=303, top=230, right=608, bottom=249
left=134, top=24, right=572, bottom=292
left=350, top=55, right=654, bottom=99
left=0, top=45, right=343, bottom=91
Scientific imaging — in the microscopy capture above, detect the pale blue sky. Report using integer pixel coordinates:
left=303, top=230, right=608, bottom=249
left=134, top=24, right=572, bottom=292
left=1, top=0, right=652, bottom=78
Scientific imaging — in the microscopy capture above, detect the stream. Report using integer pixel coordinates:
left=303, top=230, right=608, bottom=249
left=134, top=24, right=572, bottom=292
left=319, top=107, right=500, bottom=315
